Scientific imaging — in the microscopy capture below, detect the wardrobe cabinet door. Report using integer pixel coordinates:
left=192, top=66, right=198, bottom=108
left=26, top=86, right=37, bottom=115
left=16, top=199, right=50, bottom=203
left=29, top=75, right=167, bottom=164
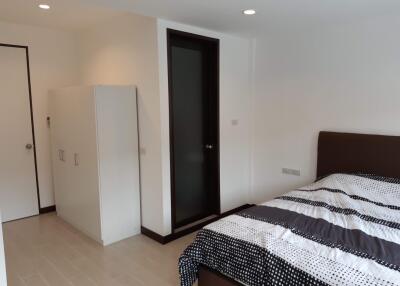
left=50, top=87, right=101, bottom=242
left=49, top=91, right=69, bottom=218
left=69, top=88, right=102, bottom=242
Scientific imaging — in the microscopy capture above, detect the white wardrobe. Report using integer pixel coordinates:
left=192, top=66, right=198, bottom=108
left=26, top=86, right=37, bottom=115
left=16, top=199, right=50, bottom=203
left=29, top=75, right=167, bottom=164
left=49, top=85, right=141, bottom=246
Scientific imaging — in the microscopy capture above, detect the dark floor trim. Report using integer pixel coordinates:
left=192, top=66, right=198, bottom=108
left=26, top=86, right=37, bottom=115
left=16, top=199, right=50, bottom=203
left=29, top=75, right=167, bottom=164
left=141, top=226, right=166, bottom=244
left=141, top=204, right=254, bottom=244
left=39, top=205, right=56, bottom=214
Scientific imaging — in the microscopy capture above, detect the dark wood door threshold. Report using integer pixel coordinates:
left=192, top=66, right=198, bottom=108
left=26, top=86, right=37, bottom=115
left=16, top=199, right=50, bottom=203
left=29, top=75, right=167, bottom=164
left=39, top=205, right=56, bottom=214
left=141, top=204, right=254, bottom=244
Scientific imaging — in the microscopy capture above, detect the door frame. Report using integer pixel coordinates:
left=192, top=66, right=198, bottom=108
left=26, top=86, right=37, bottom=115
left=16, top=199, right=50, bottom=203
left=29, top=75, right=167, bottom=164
left=167, top=29, right=221, bottom=232
left=0, top=43, right=41, bottom=213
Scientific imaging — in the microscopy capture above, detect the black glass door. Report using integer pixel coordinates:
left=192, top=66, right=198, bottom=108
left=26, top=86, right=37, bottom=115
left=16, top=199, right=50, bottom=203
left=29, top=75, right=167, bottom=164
left=168, top=29, right=220, bottom=230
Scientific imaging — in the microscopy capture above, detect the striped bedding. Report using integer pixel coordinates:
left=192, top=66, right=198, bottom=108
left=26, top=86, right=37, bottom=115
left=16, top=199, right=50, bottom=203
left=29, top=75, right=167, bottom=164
left=179, top=174, right=400, bottom=286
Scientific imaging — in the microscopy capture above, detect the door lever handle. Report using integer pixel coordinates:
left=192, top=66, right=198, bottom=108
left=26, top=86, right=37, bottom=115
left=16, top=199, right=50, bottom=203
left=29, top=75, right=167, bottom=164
left=205, top=144, right=214, bottom=150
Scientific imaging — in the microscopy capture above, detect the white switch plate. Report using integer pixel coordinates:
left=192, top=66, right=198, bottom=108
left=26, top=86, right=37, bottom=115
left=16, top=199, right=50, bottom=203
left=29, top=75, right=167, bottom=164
left=282, top=168, right=301, bottom=176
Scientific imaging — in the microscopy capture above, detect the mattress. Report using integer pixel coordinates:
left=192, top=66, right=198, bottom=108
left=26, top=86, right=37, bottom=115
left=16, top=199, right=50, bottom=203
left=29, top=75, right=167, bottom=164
left=179, top=174, right=400, bottom=286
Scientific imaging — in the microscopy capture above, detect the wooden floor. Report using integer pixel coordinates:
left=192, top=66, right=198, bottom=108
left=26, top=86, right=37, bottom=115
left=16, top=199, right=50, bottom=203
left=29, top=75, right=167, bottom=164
left=3, top=213, right=196, bottom=286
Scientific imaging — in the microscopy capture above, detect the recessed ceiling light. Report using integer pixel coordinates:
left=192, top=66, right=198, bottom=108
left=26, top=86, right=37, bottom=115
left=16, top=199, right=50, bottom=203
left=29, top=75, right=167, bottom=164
left=38, top=4, right=50, bottom=10
left=243, top=9, right=256, bottom=15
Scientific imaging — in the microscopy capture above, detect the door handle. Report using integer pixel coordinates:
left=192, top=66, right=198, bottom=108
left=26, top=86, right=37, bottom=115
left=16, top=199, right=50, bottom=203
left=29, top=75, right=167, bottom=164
left=205, top=144, right=214, bottom=150
left=25, top=143, right=33, bottom=150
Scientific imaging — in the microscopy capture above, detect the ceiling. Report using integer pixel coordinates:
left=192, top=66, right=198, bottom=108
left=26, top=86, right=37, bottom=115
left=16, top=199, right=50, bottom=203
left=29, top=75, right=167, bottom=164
left=1, top=0, right=400, bottom=36
left=0, top=0, right=125, bottom=31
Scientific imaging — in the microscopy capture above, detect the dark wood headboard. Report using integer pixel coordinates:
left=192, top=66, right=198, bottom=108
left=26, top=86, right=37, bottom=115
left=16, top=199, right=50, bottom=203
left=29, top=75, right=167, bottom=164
left=317, top=131, right=400, bottom=179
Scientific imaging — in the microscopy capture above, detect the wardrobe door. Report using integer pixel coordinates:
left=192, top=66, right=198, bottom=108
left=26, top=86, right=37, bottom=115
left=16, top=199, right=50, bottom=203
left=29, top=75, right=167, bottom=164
left=70, top=88, right=101, bottom=240
left=50, top=87, right=101, bottom=242
left=49, top=90, right=69, bottom=219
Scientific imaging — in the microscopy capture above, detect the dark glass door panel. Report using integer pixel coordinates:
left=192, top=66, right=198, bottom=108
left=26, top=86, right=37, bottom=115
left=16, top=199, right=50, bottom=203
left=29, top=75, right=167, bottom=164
left=168, top=30, right=220, bottom=230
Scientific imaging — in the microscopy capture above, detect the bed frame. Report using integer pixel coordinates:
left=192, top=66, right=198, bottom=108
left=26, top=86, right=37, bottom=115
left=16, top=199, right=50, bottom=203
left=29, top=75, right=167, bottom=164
left=317, top=131, right=400, bottom=179
left=198, top=131, right=400, bottom=285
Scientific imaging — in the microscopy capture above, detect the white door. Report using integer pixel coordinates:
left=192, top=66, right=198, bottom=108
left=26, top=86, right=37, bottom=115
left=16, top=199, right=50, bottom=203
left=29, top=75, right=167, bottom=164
left=0, top=45, right=39, bottom=222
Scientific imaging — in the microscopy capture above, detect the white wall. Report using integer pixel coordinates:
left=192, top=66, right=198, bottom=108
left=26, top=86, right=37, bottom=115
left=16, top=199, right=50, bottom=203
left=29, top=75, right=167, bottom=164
left=77, top=13, right=165, bottom=234
left=252, top=15, right=400, bottom=203
left=0, top=12, right=251, bottom=236
left=2, top=6, right=398, bottom=238
left=157, top=19, right=252, bottom=235
left=77, top=15, right=252, bottom=236
left=0, top=21, right=80, bottom=208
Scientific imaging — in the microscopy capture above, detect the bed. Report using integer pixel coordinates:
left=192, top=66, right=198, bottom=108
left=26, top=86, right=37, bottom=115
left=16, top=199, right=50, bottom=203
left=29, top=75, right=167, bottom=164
left=179, top=131, right=400, bottom=286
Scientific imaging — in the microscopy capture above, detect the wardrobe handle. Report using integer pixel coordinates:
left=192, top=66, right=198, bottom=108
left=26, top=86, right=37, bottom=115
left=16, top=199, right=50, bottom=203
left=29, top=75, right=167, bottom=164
left=74, top=153, right=79, bottom=166
left=58, top=149, right=65, bottom=162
